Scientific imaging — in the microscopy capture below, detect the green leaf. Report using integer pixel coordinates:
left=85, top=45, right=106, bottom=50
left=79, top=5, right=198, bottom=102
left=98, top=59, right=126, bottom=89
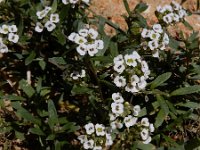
left=19, top=79, right=35, bottom=97
left=71, top=85, right=91, bottom=96
left=176, top=101, right=200, bottom=109
left=169, top=38, right=179, bottom=50
left=51, top=0, right=57, bottom=13
left=185, top=138, right=200, bottom=150
left=109, top=41, right=118, bottom=57
left=170, top=85, right=200, bottom=96
left=25, top=51, right=36, bottom=65
left=4, top=95, right=25, bottom=101
left=48, top=99, right=59, bottom=130
left=134, top=3, right=148, bottom=13
left=38, top=59, right=46, bottom=70
left=29, top=127, right=45, bottom=136
left=155, top=109, right=166, bottom=128
left=123, top=0, right=131, bottom=16
left=188, top=31, right=199, bottom=42
left=150, top=72, right=172, bottom=89
left=156, top=94, right=169, bottom=115
left=183, top=20, right=193, bottom=30
left=48, top=57, right=66, bottom=65
left=131, top=141, right=156, bottom=150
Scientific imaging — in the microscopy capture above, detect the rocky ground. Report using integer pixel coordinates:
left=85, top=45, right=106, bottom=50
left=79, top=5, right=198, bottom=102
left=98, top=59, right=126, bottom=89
left=90, top=0, right=200, bottom=37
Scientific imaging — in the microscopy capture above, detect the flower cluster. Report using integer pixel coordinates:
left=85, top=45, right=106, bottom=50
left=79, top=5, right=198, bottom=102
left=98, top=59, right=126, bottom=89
left=70, top=69, right=86, bottom=80
left=78, top=123, right=113, bottom=150
left=0, top=24, right=19, bottom=53
left=113, top=51, right=150, bottom=93
left=156, top=1, right=188, bottom=24
left=62, top=0, right=90, bottom=7
left=139, top=118, right=155, bottom=144
left=68, top=26, right=104, bottom=56
left=141, top=24, right=170, bottom=57
left=35, top=6, right=60, bottom=32
left=109, top=92, right=154, bottom=144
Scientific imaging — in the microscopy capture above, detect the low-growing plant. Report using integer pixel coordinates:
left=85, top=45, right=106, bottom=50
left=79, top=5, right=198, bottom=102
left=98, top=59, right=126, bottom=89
left=0, top=0, right=200, bottom=149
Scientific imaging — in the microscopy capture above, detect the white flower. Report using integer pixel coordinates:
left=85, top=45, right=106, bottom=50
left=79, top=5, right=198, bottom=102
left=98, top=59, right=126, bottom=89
left=74, top=35, right=87, bottom=45
left=113, top=75, right=126, bottom=87
left=44, top=6, right=52, bottom=13
left=152, top=49, right=159, bottom=58
left=87, top=44, right=98, bottom=56
left=125, top=84, right=139, bottom=93
left=163, top=14, right=173, bottom=24
left=84, top=123, right=95, bottom=135
left=112, top=92, right=124, bottom=103
left=140, top=128, right=149, bottom=140
left=82, top=0, right=90, bottom=4
left=35, top=22, right=44, bottom=33
left=141, top=28, right=150, bottom=38
left=8, top=25, right=17, bottom=33
left=152, top=24, right=163, bottom=33
left=124, top=54, right=138, bottom=67
left=124, top=115, right=137, bottom=128
left=148, top=40, right=159, bottom=50
left=114, top=54, right=124, bottom=64
left=143, top=136, right=152, bottom=144
left=130, top=75, right=140, bottom=86
left=68, top=32, right=78, bottom=42
left=80, top=69, right=86, bottom=78
left=109, top=113, right=118, bottom=121
left=0, top=44, right=8, bottom=53
left=50, top=13, right=60, bottom=23
left=111, top=102, right=124, bottom=115
left=156, top=5, right=166, bottom=13
left=173, top=14, right=180, bottom=22
left=149, top=124, right=155, bottom=132
left=78, top=135, right=87, bottom=144
left=133, top=105, right=141, bottom=116
left=95, top=124, right=105, bottom=136
left=93, top=146, right=102, bottom=150
left=78, top=29, right=88, bottom=37
left=163, top=33, right=169, bottom=45
left=113, top=62, right=125, bottom=74
left=110, top=120, right=123, bottom=129
left=138, top=77, right=147, bottom=90
left=164, top=5, right=173, bottom=12
left=70, top=0, right=79, bottom=4
left=178, top=9, right=187, bottom=18
left=45, top=21, right=56, bottom=32
left=83, top=139, right=94, bottom=149
left=76, top=44, right=87, bottom=56
left=149, top=31, right=160, bottom=41
left=8, top=33, right=19, bottom=43
left=171, top=1, right=182, bottom=10
left=36, top=9, right=49, bottom=19
left=70, top=71, right=80, bottom=80
left=105, top=134, right=113, bottom=146
left=88, top=28, right=98, bottom=39
left=141, top=118, right=150, bottom=127
left=141, top=61, right=149, bottom=73
left=62, top=0, right=69, bottom=5
left=0, top=25, right=9, bottom=34
left=95, top=40, right=104, bottom=50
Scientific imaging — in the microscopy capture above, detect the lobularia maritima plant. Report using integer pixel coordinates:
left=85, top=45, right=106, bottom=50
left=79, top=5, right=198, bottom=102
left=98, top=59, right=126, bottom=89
left=0, top=0, right=200, bottom=150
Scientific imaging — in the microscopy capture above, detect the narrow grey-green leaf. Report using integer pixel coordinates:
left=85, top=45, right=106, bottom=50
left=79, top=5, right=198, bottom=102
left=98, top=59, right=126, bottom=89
left=170, top=85, right=200, bottom=96
left=19, top=79, right=35, bottom=97
left=134, top=3, right=148, bottom=13
left=150, top=72, right=172, bottom=89
left=156, top=94, right=169, bottom=115
left=155, top=109, right=166, bottom=128
left=25, top=51, right=36, bottom=65
left=48, top=99, right=59, bottom=130
left=29, top=127, right=45, bottom=136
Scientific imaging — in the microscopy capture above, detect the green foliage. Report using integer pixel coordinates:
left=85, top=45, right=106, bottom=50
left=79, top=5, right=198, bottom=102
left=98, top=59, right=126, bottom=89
left=0, top=0, right=199, bottom=149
